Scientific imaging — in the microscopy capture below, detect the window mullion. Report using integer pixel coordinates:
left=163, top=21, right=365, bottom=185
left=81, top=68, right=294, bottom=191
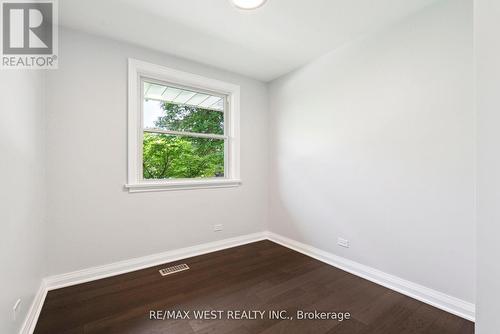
left=144, top=128, right=227, bottom=140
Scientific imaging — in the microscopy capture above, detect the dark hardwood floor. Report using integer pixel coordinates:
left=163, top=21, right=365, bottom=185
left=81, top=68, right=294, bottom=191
left=34, top=241, right=474, bottom=334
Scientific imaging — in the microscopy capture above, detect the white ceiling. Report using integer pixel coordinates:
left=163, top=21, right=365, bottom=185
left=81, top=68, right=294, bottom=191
left=59, top=0, right=440, bottom=82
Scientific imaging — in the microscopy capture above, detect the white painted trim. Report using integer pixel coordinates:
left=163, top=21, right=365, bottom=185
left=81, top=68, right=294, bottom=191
left=266, top=231, right=476, bottom=322
left=44, top=232, right=266, bottom=290
left=127, top=59, right=241, bottom=192
left=125, top=178, right=242, bottom=193
left=19, top=281, right=47, bottom=334
left=144, top=128, right=227, bottom=140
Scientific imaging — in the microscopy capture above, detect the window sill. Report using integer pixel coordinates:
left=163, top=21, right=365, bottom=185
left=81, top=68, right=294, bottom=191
left=125, top=179, right=242, bottom=193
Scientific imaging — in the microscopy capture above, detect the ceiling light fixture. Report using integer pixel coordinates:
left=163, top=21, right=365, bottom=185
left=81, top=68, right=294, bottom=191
left=231, top=0, right=267, bottom=10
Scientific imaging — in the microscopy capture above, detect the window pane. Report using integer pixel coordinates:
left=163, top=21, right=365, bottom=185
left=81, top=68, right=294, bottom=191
left=143, top=133, right=224, bottom=180
left=198, top=95, right=222, bottom=109
left=143, top=100, right=224, bottom=135
left=143, top=81, right=224, bottom=111
left=144, top=83, right=166, bottom=99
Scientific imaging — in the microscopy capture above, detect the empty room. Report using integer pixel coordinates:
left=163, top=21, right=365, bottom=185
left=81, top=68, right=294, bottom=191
left=1, top=0, right=499, bottom=333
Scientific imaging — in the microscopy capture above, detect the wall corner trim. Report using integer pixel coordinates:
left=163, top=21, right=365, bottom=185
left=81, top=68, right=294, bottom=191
left=19, top=281, right=47, bottom=334
left=266, top=231, right=475, bottom=322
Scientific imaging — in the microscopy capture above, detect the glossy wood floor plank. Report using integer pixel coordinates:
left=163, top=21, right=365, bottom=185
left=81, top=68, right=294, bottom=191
left=34, top=241, right=474, bottom=334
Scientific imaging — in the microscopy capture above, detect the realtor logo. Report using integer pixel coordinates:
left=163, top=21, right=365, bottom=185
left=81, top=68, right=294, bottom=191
left=1, top=0, right=58, bottom=69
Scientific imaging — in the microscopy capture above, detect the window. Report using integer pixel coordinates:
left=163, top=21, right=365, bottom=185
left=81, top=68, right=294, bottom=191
left=126, top=59, right=240, bottom=192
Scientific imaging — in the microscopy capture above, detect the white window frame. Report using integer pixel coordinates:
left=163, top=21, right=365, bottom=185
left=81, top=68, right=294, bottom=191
left=126, top=59, right=241, bottom=192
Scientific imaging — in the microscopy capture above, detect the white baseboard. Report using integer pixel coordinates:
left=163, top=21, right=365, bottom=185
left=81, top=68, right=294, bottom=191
left=44, top=232, right=267, bottom=290
left=266, top=231, right=475, bottom=322
left=19, top=281, right=47, bottom=334
left=20, top=230, right=474, bottom=334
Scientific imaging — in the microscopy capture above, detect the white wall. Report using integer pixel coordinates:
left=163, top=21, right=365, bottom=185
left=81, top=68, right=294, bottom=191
left=269, top=0, right=474, bottom=303
left=45, top=29, right=269, bottom=275
left=475, top=0, right=500, bottom=332
left=0, top=71, right=46, bottom=333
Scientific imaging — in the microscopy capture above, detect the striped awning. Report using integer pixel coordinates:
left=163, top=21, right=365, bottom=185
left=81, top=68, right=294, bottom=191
left=144, top=81, right=224, bottom=112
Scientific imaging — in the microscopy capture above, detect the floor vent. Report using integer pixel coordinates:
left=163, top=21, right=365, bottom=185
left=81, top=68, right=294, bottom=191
left=159, top=263, right=190, bottom=276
